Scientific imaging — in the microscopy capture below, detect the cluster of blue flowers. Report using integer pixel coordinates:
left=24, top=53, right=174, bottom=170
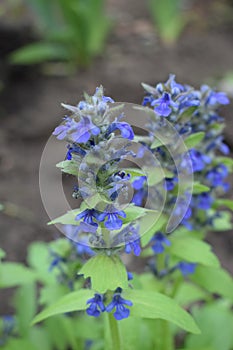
left=86, top=288, right=133, bottom=321
left=51, top=76, right=231, bottom=321
left=133, top=74, right=230, bottom=277
left=136, top=75, right=230, bottom=229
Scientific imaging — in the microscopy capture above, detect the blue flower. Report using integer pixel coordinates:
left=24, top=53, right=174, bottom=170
left=53, top=117, right=78, bottom=140
left=132, top=176, right=147, bottom=206
left=194, top=192, right=213, bottom=210
left=206, top=165, right=228, bottom=188
left=127, top=272, right=133, bottom=280
left=66, top=144, right=86, bottom=160
left=71, top=116, right=100, bottom=143
left=206, top=136, right=230, bottom=155
left=98, top=209, right=126, bottom=230
left=207, top=91, right=230, bottom=105
left=125, top=236, right=141, bottom=256
left=189, top=149, right=211, bottom=172
left=75, top=209, right=100, bottom=227
left=107, top=122, right=134, bottom=140
left=151, top=92, right=177, bottom=117
left=86, top=294, right=105, bottom=317
left=150, top=232, right=171, bottom=254
left=176, top=262, right=197, bottom=276
left=132, top=176, right=147, bottom=190
left=164, top=177, right=178, bottom=191
left=106, top=291, right=133, bottom=320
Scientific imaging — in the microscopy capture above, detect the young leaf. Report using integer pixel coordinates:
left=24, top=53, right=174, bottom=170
left=9, top=43, right=69, bottom=65
left=122, top=205, right=158, bottom=224
left=192, top=182, right=210, bottom=194
left=48, top=208, right=83, bottom=225
left=124, top=290, right=200, bottom=334
left=168, top=237, right=220, bottom=268
left=184, top=132, right=205, bottom=149
left=32, top=289, right=94, bottom=324
left=78, top=254, right=128, bottom=293
left=56, top=160, right=79, bottom=176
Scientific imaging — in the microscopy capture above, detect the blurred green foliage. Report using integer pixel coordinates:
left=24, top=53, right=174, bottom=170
left=9, top=0, right=111, bottom=69
left=148, top=0, right=189, bottom=45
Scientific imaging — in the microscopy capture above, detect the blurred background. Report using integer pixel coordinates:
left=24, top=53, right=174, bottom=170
left=0, top=0, right=233, bottom=273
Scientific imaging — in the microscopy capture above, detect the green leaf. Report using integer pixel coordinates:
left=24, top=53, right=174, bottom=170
left=48, top=208, right=82, bottom=225
left=32, top=289, right=94, bottom=324
left=175, top=283, right=207, bottom=306
left=9, top=43, right=69, bottom=65
left=184, top=132, right=205, bottom=149
left=0, top=263, right=36, bottom=287
left=168, top=237, right=220, bottom=268
left=178, top=106, right=198, bottom=122
left=79, top=254, right=128, bottom=293
left=124, top=168, right=146, bottom=177
left=56, top=160, right=79, bottom=176
left=140, top=213, right=167, bottom=247
left=213, top=199, right=233, bottom=211
left=185, top=302, right=233, bottom=350
left=211, top=211, right=232, bottom=231
left=14, top=283, right=37, bottom=335
left=190, top=266, right=233, bottom=301
left=123, top=205, right=158, bottom=224
left=0, top=248, right=6, bottom=260
left=124, top=290, right=200, bottom=334
left=27, top=242, right=51, bottom=284
left=192, top=182, right=210, bottom=194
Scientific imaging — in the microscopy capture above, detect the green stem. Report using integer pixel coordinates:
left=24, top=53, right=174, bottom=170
left=153, top=319, right=174, bottom=350
left=107, top=312, right=123, bottom=350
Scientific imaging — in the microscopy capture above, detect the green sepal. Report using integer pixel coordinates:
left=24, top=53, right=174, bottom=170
left=78, top=254, right=128, bottom=293
left=124, top=289, right=200, bottom=334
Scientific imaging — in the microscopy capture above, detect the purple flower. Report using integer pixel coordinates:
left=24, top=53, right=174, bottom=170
left=151, top=232, right=171, bottom=254
left=86, top=294, right=105, bottom=317
left=107, top=122, right=134, bottom=140
left=71, top=116, right=100, bottom=143
left=53, top=117, right=78, bottom=140
left=151, top=92, right=177, bottom=117
left=75, top=209, right=100, bottom=227
left=98, top=209, right=126, bottom=230
left=106, top=292, right=133, bottom=320
left=177, top=262, right=197, bottom=276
